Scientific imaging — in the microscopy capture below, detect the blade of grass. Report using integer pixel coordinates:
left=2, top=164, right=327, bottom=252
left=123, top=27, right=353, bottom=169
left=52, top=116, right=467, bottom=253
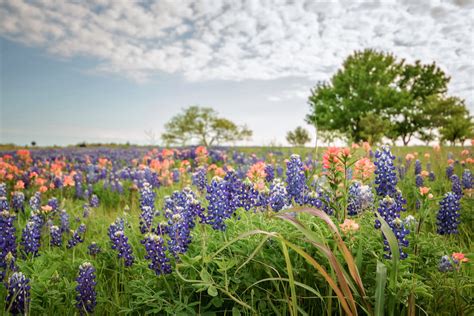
left=375, top=261, right=387, bottom=316
left=281, top=240, right=298, bottom=316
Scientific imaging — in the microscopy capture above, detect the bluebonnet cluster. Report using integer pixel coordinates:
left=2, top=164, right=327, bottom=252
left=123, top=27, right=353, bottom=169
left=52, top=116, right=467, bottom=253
left=414, top=160, right=422, bottom=175
left=397, top=165, right=406, bottom=180
left=74, top=173, right=84, bottom=198
left=1, top=210, right=17, bottom=281
left=204, top=174, right=242, bottom=231
left=139, top=182, right=156, bottom=234
left=286, top=154, right=307, bottom=205
left=451, top=175, right=463, bottom=197
left=76, top=262, right=97, bottom=315
left=29, top=192, right=41, bottom=211
left=192, top=166, right=207, bottom=191
left=268, top=179, right=288, bottom=211
left=238, top=179, right=260, bottom=211
left=142, top=233, right=172, bottom=275
left=11, top=192, right=25, bottom=213
left=21, top=214, right=43, bottom=257
left=164, top=189, right=204, bottom=257
left=462, top=169, right=472, bottom=189
left=265, top=164, right=275, bottom=183
left=88, top=242, right=101, bottom=256
left=172, top=168, right=180, bottom=183
left=0, top=185, right=9, bottom=212
left=429, top=171, right=436, bottom=182
left=109, top=220, right=134, bottom=266
left=437, top=192, right=461, bottom=235
left=415, top=174, right=424, bottom=187
left=90, top=194, right=100, bottom=208
left=347, top=182, right=374, bottom=216
left=374, top=146, right=409, bottom=259
left=5, top=272, right=30, bottom=315
left=67, top=224, right=87, bottom=249
left=50, top=225, right=62, bottom=247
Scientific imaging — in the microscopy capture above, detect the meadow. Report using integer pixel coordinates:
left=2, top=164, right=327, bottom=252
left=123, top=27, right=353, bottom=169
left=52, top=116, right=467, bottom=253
left=0, top=144, right=472, bottom=315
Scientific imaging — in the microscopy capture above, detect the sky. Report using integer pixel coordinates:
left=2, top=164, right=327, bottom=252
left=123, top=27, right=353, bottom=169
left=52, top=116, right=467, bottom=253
left=0, top=0, right=473, bottom=146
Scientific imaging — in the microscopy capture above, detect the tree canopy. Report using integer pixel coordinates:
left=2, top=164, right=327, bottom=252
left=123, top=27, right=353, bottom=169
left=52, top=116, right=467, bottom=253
left=306, top=49, right=472, bottom=145
left=161, top=106, right=252, bottom=146
left=286, top=126, right=311, bottom=146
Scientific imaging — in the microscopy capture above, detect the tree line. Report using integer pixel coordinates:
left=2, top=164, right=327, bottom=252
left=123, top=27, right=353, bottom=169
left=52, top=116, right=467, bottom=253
left=161, top=49, right=472, bottom=147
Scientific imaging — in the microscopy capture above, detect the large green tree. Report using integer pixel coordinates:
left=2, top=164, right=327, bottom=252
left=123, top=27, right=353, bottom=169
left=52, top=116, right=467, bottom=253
left=306, top=49, right=451, bottom=144
left=162, top=106, right=252, bottom=146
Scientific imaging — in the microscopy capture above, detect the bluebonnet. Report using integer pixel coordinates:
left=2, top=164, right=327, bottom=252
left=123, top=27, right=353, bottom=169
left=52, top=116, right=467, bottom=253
left=0, top=196, right=9, bottom=212
left=0, top=183, right=6, bottom=197
left=29, top=192, right=41, bottom=211
left=415, top=174, right=424, bottom=187
left=265, top=164, right=275, bottom=183
left=74, top=173, right=84, bottom=198
left=90, top=194, right=100, bottom=208
left=1, top=210, right=16, bottom=281
left=108, top=218, right=125, bottom=239
left=374, top=146, right=409, bottom=259
left=268, top=179, right=288, bottom=211
left=429, top=171, right=436, bottom=182
left=238, top=179, right=259, bottom=211
left=347, top=182, right=374, bottom=216
left=21, top=214, right=43, bottom=257
left=47, top=197, right=59, bottom=212
left=82, top=204, right=91, bottom=218
left=67, top=224, right=86, bottom=249
left=276, top=165, right=283, bottom=177
left=88, top=242, right=101, bottom=256
left=376, top=196, right=410, bottom=259
left=414, top=160, right=422, bottom=175
left=139, top=182, right=156, bottom=234
left=109, top=227, right=134, bottom=266
left=5, top=272, right=30, bottom=315
left=446, top=165, right=454, bottom=179
left=397, top=165, right=406, bottom=180
left=59, top=209, right=70, bottom=233
left=438, top=255, right=454, bottom=272
left=204, top=174, right=241, bottom=231
left=286, top=154, right=307, bottom=205
left=172, top=168, right=180, bottom=183
left=451, top=175, right=463, bottom=197
left=142, top=233, right=172, bottom=275
left=11, top=192, right=25, bottom=213
left=50, top=225, right=62, bottom=247
left=374, top=146, right=398, bottom=197
left=462, top=169, right=472, bottom=189
left=76, top=262, right=97, bottom=315
left=192, top=167, right=207, bottom=191
left=437, top=192, right=461, bottom=235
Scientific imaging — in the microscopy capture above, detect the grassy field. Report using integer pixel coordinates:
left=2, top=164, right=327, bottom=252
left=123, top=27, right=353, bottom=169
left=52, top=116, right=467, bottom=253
left=0, top=145, right=472, bottom=315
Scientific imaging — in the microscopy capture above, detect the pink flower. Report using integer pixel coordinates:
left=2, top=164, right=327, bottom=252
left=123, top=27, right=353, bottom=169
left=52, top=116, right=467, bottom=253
left=452, top=252, right=469, bottom=263
left=405, top=154, right=415, bottom=161
left=354, top=157, right=375, bottom=181
left=14, top=180, right=25, bottom=190
left=419, top=187, right=430, bottom=196
left=339, top=219, right=360, bottom=234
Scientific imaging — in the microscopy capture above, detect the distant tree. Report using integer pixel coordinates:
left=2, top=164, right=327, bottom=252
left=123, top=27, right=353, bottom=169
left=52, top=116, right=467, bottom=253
left=435, top=98, right=474, bottom=145
left=306, top=49, right=450, bottom=144
left=286, top=126, right=311, bottom=146
left=162, top=106, right=252, bottom=146
left=30, top=141, right=36, bottom=147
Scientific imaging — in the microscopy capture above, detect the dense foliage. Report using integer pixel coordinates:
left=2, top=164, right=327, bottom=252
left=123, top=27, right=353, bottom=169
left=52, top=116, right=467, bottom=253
left=307, top=49, right=473, bottom=145
left=0, top=145, right=472, bottom=315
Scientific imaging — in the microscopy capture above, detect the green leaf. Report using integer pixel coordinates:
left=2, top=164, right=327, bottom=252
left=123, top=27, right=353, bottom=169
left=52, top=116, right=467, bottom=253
left=207, top=285, right=218, bottom=297
left=375, top=261, right=387, bottom=316
left=232, top=307, right=242, bottom=316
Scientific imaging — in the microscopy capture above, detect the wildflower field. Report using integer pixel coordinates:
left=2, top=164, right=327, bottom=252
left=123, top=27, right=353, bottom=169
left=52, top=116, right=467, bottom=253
left=0, top=144, right=472, bottom=315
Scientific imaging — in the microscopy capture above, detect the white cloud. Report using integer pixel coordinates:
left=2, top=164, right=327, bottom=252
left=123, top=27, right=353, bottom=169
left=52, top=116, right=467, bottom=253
left=0, top=0, right=472, bottom=107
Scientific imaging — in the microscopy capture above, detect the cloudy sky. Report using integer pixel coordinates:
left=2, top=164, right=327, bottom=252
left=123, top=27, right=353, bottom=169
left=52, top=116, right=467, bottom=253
left=0, top=0, right=472, bottom=146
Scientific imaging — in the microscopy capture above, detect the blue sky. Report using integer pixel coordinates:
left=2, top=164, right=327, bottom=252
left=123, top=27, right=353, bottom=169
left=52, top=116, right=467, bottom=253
left=0, top=0, right=472, bottom=146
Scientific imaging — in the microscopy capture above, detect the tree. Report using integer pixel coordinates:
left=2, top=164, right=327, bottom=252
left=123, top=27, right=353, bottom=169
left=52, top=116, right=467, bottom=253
left=161, top=106, right=252, bottom=146
left=306, top=49, right=450, bottom=144
left=286, top=126, right=311, bottom=146
left=358, top=112, right=389, bottom=145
